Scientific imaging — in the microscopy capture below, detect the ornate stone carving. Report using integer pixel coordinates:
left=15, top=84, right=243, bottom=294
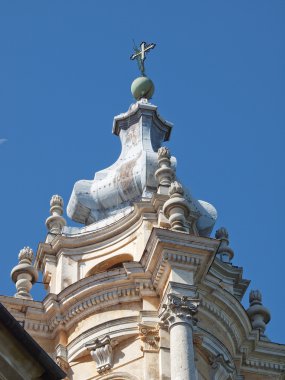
left=169, top=181, right=184, bottom=196
left=50, top=194, right=64, bottom=208
left=210, top=354, right=235, bottom=380
left=11, top=247, right=38, bottom=300
left=155, top=147, right=174, bottom=193
left=46, top=194, right=66, bottom=236
left=158, top=146, right=171, bottom=159
left=139, top=323, right=160, bottom=352
left=18, top=246, right=34, bottom=263
left=215, top=227, right=234, bottom=263
left=86, top=335, right=116, bottom=374
left=247, top=290, right=271, bottom=340
left=160, top=293, right=199, bottom=328
left=163, top=181, right=191, bottom=232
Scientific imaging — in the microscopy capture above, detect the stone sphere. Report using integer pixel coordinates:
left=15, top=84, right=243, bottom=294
left=131, top=76, right=154, bottom=100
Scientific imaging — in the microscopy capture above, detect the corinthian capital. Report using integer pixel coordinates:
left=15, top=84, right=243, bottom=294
left=160, top=293, right=199, bottom=328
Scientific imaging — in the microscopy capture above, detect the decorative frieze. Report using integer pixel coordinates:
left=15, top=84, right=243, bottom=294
left=86, top=335, right=117, bottom=374
left=243, top=358, right=285, bottom=372
left=139, top=323, right=160, bottom=352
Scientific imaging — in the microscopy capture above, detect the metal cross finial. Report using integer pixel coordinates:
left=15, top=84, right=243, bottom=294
left=130, top=41, right=156, bottom=76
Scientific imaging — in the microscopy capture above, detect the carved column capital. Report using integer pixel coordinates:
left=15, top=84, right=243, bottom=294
left=55, top=344, right=69, bottom=379
left=160, top=293, right=199, bottom=329
left=139, top=323, right=160, bottom=352
left=86, top=335, right=117, bottom=374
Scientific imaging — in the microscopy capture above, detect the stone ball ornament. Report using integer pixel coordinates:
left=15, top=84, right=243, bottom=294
left=131, top=76, right=155, bottom=100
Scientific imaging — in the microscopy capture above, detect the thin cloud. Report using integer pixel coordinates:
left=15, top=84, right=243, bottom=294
left=0, top=139, right=7, bottom=145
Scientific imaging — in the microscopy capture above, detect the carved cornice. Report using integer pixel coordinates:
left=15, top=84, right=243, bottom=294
left=67, top=316, right=140, bottom=360
left=209, top=259, right=250, bottom=301
left=240, top=344, right=285, bottom=374
left=49, top=284, right=141, bottom=332
left=152, top=250, right=201, bottom=291
left=35, top=201, right=157, bottom=271
left=242, top=357, right=285, bottom=373
left=0, top=274, right=156, bottom=339
left=141, top=228, right=219, bottom=295
left=199, top=298, right=241, bottom=349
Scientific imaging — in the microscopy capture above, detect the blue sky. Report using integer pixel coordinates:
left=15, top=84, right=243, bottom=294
left=0, top=1, right=284, bottom=343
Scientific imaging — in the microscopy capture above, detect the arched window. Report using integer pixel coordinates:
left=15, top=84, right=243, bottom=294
left=85, top=254, right=133, bottom=277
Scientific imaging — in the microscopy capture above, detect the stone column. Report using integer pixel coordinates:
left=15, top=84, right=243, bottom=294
left=160, top=293, right=199, bottom=380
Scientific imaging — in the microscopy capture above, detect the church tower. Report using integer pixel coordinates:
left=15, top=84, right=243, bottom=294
left=1, top=42, right=285, bottom=380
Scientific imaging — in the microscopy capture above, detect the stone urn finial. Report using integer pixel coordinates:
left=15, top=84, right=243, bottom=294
left=46, top=194, right=66, bottom=237
left=155, top=147, right=175, bottom=194
left=11, top=247, right=38, bottom=300
left=215, top=227, right=234, bottom=263
left=247, top=289, right=271, bottom=340
left=163, top=181, right=191, bottom=233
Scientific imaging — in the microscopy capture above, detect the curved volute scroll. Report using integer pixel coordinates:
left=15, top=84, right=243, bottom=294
left=11, top=246, right=38, bottom=300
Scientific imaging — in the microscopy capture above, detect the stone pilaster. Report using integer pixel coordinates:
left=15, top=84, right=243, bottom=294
left=160, top=293, right=199, bottom=380
left=139, top=323, right=160, bottom=380
left=55, top=344, right=69, bottom=379
left=139, top=323, right=160, bottom=353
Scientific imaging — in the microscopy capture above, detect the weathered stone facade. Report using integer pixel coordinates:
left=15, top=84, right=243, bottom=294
left=1, top=97, right=285, bottom=380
